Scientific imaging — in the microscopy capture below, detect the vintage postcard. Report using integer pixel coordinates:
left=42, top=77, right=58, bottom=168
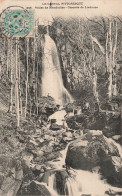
left=0, top=0, right=121, bottom=195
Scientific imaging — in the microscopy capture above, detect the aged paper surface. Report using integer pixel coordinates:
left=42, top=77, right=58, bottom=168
left=0, top=0, right=122, bottom=196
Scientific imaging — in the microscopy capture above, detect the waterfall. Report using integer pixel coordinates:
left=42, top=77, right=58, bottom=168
left=48, top=142, right=70, bottom=169
left=48, top=169, right=111, bottom=196
left=47, top=140, right=122, bottom=196
left=41, top=31, right=73, bottom=105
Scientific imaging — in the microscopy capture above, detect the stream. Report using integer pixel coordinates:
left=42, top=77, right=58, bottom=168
left=41, top=135, right=122, bottom=196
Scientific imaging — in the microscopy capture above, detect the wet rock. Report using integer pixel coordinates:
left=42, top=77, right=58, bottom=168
left=63, top=137, right=72, bottom=142
left=98, top=150, right=122, bottom=187
left=66, top=113, right=94, bottom=130
left=22, top=161, right=35, bottom=182
left=66, top=115, right=84, bottom=130
left=42, top=169, right=69, bottom=195
left=65, top=132, right=121, bottom=187
left=66, top=109, right=121, bottom=136
left=50, top=123, right=63, bottom=130
left=17, top=180, right=51, bottom=196
left=45, top=106, right=56, bottom=116
left=50, top=119, right=56, bottom=124
left=105, top=188, right=122, bottom=195
left=55, top=170, right=69, bottom=195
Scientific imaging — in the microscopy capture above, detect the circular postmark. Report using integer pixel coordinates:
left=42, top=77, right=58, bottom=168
left=0, top=6, right=34, bottom=37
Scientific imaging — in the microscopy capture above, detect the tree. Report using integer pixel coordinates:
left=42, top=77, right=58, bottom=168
left=10, top=38, right=13, bottom=112
left=15, top=38, right=20, bottom=127
left=25, top=37, right=29, bottom=117
left=89, top=17, right=119, bottom=101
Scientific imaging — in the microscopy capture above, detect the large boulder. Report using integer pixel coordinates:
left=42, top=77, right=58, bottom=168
left=102, top=113, right=121, bottom=137
left=17, top=180, right=51, bottom=196
left=66, top=114, right=85, bottom=130
left=66, top=112, right=106, bottom=130
left=65, top=131, right=122, bottom=187
left=50, top=123, right=64, bottom=130
left=66, top=110, right=121, bottom=137
left=0, top=155, right=23, bottom=196
left=38, top=96, right=57, bottom=116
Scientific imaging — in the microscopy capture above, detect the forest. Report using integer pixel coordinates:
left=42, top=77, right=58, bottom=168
left=0, top=16, right=122, bottom=196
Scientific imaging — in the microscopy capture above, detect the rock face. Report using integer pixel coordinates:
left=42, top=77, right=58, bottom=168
left=17, top=180, right=51, bottom=196
left=65, top=131, right=122, bottom=187
left=66, top=111, right=121, bottom=138
left=0, top=155, right=23, bottom=196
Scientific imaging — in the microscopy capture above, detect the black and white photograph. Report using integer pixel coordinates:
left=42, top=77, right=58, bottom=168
left=0, top=0, right=121, bottom=195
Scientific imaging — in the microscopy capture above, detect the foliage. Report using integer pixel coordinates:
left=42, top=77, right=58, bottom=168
left=0, top=16, right=121, bottom=126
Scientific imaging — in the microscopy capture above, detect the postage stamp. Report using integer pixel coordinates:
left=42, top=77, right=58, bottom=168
left=2, top=8, right=34, bottom=37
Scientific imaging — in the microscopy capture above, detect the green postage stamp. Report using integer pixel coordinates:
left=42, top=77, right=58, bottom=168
left=2, top=8, right=34, bottom=37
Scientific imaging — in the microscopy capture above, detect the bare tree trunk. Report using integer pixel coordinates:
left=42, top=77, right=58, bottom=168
left=25, top=38, right=29, bottom=118
left=29, top=97, right=32, bottom=118
left=91, top=39, right=100, bottom=106
left=18, top=42, right=23, bottom=116
left=15, top=38, right=20, bottom=127
left=90, top=18, right=118, bottom=101
left=108, top=19, right=113, bottom=100
left=33, top=36, right=36, bottom=80
left=112, top=20, right=118, bottom=96
left=10, top=38, right=13, bottom=112
left=33, top=36, right=36, bottom=109
left=7, top=39, right=10, bottom=78
left=36, top=60, right=39, bottom=115
left=105, top=32, right=109, bottom=72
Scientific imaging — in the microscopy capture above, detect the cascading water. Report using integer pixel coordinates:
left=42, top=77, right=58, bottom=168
left=47, top=140, right=122, bottom=196
left=41, top=30, right=73, bottom=105
left=40, top=27, right=122, bottom=196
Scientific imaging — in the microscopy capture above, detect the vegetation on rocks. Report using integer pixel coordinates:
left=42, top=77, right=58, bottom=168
left=0, top=16, right=121, bottom=195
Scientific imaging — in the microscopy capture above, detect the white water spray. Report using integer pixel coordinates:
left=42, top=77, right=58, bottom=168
left=47, top=140, right=122, bottom=196
left=41, top=31, right=73, bottom=105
